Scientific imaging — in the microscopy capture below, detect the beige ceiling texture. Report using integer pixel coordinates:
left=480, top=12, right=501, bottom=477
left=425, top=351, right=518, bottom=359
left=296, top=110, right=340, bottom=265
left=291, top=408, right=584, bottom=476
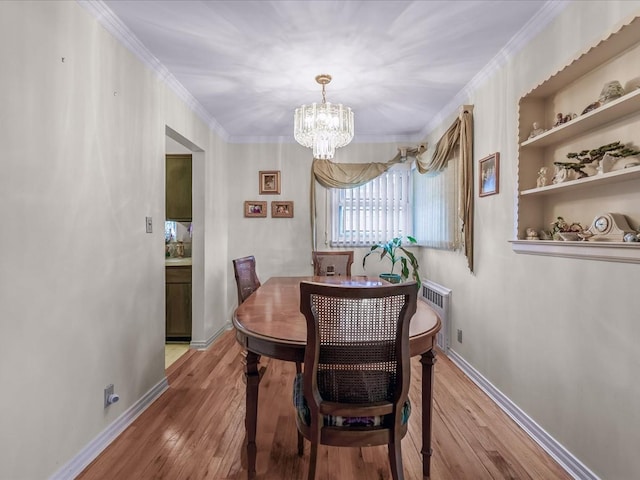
left=96, top=0, right=568, bottom=144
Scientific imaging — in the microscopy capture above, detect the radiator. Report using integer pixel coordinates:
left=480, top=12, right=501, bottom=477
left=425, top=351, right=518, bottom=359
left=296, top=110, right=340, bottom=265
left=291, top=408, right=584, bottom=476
left=419, top=280, right=452, bottom=353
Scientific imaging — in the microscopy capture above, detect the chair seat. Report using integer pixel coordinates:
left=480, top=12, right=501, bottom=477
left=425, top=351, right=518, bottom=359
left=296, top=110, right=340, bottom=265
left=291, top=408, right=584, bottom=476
left=293, top=373, right=411, bottom=427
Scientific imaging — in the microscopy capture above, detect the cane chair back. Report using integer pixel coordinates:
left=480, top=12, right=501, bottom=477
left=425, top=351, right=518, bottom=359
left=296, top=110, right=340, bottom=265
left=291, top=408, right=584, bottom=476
left=296, top=281, right=417, bottom=480
left=232, top=256, right=261, bottom=304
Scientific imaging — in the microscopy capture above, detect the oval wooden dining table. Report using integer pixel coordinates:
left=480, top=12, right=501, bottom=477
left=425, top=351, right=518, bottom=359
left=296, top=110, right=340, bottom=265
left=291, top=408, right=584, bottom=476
left=233, top=276, right=441, bottom=480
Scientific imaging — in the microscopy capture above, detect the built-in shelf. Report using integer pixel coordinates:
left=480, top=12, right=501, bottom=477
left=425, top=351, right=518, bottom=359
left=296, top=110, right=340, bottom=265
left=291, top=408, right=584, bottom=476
left=510, top=240, right=640, bottom=264
left=520, top=88, right=640, bottom=149
left=521, top=164, right=640, bottom=196
left=513, top=17, right=640, bottom=264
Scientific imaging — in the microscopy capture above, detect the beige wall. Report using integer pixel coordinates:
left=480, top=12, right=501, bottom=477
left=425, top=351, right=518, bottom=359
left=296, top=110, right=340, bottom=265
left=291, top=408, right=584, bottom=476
left=225, top=141, right=404, bottom=313
left=0, top=1, right=228, bottom=478
left=2, top=1, right=640, bottom=479
left=420, top=2, right=640, bottom=480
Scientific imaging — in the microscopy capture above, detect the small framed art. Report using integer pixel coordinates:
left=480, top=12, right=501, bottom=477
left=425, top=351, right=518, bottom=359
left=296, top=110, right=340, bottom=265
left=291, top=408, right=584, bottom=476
left=271, top=201, right=294, bottom=218
left=479, top=152, right=500, bottom=197
left=244, top=201, right=267, bottom=217
left=259, top=170, right=281, bottom=194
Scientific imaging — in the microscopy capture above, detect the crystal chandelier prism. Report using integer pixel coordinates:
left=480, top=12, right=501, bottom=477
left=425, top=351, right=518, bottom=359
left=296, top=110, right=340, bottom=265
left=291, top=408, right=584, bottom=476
left=294, top=74, right=354, bottom=160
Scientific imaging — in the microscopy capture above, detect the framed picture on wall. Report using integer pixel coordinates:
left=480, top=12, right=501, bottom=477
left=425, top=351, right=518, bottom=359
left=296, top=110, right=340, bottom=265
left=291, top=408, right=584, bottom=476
left=244, top=201, right=267, bottom=217
left=259, top=170, right=281, bottom=194
left=271, top=201, right=294, bottom=218
left=479, top=152, right=500, bottom=197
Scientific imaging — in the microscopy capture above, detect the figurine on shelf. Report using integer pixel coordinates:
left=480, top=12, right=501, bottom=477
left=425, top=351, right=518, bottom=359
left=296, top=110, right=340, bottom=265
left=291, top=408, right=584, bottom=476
left=539, top=230, right=552, bottom=240
left=525, top=228, right=539, bottom=240
left=599, top=80, right=624, bottom=104
left=553, top=161, right=588, bottom=181
left=536, top=167, right=548, bottom=188
left=554, top=112, right=578, bottom=126
left=528, top=122, right=546, bottom=139
left=581, top=101, right=601, bottom=115
left=554, top=113, right=564, bottom=127
left=566, top=141, right=640, bottom=175
left=550, top=216, right=583, bottom=240
left=551, top=164, right=569, bottom=184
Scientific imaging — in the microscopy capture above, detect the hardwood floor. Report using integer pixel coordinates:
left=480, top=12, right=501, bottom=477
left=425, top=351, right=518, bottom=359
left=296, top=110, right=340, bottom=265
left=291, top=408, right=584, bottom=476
left=79, top=330, right=571, bottom=480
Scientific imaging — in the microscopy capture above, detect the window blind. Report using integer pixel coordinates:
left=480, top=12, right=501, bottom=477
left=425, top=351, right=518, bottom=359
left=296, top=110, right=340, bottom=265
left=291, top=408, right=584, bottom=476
left=413, top=158, right=460, bottom=250
left=330, top=164, right=412, bottom=247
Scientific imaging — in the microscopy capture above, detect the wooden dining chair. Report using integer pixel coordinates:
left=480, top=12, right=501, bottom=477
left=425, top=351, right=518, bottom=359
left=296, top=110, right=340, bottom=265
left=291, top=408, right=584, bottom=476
left=232, top=255, right=305, bottom=452
left=295, top=281, right=418, bottom=480
left=232, top=255, right=261, bottom=304
left=312, top=250, right=354, bottom=276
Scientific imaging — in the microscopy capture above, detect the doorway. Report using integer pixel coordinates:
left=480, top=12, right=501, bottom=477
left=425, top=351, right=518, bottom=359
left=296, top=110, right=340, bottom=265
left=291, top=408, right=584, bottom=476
left=164, top=127, right=204, bottom=370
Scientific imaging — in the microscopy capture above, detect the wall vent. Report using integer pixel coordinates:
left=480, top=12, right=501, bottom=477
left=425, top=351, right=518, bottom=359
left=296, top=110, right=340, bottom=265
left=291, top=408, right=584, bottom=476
left=419, top=280, right=452, bottom=353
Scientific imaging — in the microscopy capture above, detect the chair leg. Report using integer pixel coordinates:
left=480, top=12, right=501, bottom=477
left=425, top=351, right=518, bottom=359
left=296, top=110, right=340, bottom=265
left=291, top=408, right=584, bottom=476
left=296, top=362, right=304, bottom=455
left=307, top=439, right=318, bottom=480
left=388, top=439, right=404, bottom=480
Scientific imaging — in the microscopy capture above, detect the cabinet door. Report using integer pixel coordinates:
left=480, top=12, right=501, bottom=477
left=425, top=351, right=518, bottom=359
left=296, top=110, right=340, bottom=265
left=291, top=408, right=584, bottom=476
left=166, top=154, right=192, bottom=221
left=166, top=282, right=192, bottom=339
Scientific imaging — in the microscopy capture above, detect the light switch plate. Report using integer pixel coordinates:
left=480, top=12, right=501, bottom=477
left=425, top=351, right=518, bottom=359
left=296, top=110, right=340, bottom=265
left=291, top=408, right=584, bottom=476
left=145, top=216, right=153, bottom=233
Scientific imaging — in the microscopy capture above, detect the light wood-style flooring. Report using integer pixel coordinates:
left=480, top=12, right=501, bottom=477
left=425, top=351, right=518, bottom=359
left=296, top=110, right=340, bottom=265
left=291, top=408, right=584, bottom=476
left=79, top=330, right=571, bottom=479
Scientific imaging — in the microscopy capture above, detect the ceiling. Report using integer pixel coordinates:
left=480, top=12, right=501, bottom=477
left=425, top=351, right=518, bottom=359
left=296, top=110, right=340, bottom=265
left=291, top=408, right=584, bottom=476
left=96, top=0, right=566, bottom=144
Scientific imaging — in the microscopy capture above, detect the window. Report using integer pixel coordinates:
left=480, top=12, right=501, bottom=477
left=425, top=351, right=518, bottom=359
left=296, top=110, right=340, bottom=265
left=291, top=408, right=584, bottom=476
left=413, top=155, right=460, bottom=250
left=330, top=164, right=412, bottom=247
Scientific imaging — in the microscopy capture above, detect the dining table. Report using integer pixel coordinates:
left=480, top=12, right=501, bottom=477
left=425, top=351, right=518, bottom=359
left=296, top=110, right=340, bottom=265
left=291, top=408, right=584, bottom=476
left=232, top=276, right=441, bottom=480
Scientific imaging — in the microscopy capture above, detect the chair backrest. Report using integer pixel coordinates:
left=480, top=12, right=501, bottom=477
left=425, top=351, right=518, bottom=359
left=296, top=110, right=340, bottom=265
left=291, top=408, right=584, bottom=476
left=312, top=251, right=354, bottom=277
left=232, top=255, right=261, bottom=304
left=299, top=281, right=417, bottom=426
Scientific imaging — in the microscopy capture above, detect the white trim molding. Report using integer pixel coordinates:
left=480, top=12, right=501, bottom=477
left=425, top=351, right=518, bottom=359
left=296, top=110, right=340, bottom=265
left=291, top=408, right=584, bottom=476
left=190, top=322, right=233, bottom=350
left=510, top=240, right=640, bottom=264
left=419, top=0, right=569, bottom=139
left=76, top=0, right=229, bottom=141
left=447, top=349, right=599, bottom=480
left=49, top=378, right=169, bottom=480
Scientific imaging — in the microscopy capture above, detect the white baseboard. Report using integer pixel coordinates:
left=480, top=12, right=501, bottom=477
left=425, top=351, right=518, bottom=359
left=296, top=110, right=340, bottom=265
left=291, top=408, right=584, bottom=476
left=190, top=322, right=232, bottom=350
left=49, top=378, right=169, bottom=480
left=447, top=349, right=598, bottom=480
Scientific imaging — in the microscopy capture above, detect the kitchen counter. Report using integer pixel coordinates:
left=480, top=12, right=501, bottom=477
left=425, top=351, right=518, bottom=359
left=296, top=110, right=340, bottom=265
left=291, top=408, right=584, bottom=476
left=165, top=257, right=192, bottom=267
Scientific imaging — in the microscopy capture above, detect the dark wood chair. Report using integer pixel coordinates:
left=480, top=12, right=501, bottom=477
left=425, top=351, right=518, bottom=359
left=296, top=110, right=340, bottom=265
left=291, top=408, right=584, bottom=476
left=232, top=255, right=261, bottom=304
left=296, top=281, right=418, bottom=480
left=232, top=255, right=305, bottom=451
left=312, top=250, right=354, bottom=276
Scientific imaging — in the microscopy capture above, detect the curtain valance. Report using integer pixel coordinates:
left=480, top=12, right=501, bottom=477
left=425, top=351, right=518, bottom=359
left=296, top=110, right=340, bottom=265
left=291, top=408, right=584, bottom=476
left=309, top=104, right=473, bottom=274
left=310, top=145, right=426, bottom=250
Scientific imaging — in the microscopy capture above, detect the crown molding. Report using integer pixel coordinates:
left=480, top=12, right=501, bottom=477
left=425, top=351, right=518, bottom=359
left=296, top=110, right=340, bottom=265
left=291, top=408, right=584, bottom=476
left=77, top=0, right=569, bottom=146
left=419, top=0, right=570, bottom=139
left=76, top=0, right=230, bottom=142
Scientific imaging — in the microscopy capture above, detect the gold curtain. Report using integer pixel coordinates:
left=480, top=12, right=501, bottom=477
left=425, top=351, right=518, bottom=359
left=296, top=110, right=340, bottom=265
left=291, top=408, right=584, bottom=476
left=310, top=145, right=426, bottom=250
left=416, top=105, right=474, bottom=272
left=309, top=104, right=473, bottom=273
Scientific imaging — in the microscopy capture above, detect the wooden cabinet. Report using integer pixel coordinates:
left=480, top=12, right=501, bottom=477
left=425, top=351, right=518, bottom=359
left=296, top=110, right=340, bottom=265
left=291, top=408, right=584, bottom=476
left=512, top=17, right=640, bottom=263
left=166, top=265, right=192, bottom=340
left=166, top=154, right=192, bottom=221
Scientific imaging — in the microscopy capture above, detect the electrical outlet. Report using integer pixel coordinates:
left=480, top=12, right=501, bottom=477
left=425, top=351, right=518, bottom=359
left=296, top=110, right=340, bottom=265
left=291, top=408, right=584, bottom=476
left=145, top=216, right=153, bottom=233
left=457, top=329, right=463, bottom=343
left=104, top=384, right=114, bottom=408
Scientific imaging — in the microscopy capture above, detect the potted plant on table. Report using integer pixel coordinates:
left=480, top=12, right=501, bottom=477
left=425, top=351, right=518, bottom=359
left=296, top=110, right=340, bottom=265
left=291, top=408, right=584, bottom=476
left=362, top=236, right=421, bottom=287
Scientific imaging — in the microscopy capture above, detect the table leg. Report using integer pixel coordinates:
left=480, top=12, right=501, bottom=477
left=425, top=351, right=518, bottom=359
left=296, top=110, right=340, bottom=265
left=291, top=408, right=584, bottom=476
left=244, top=351, right=261, bottom=480
left=420, top=349, right=437, bottom=480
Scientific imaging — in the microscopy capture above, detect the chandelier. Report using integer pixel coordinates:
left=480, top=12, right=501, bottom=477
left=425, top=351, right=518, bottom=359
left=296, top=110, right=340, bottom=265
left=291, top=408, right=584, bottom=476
left=294, top=74, right=354, bottom=160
